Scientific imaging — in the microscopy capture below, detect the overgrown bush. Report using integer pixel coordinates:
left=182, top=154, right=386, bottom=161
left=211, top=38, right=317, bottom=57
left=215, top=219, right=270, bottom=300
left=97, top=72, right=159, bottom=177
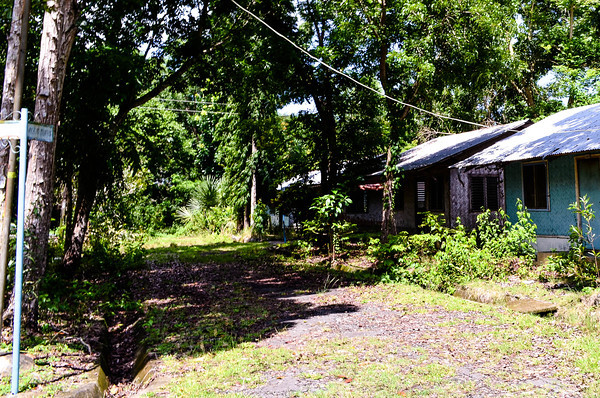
left=547, top=195, right=600, bottom=286
left=303, top=190, right=355, bottom=262
left=370, top=200, right=538, bottom=293
left=83, top=215, right=147, bottom=275
left=175, top=176, right=236, bottom=235
left=370, top=214, right=498, bottom=293
left=477, top=199, right=537, bottom=261
left=252, top=201, right=270, bottom=238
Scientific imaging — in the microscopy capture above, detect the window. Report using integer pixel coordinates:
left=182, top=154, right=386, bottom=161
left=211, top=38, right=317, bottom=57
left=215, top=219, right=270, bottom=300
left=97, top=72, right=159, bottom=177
left=428, top=177, right=445, bottom=211
left=416, top=177, right=445, bottom=212
left=470, top=176, right=499, bottom=212
left=523, top=162, right=548, bottom=209
left=417, top=181, right=426, bottom=210
left=346, top=190, right=368, bottom=214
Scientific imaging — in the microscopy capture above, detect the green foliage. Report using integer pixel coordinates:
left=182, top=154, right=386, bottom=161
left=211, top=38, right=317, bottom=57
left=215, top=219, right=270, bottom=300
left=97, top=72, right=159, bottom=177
left=370, top=214, right=497, bottom=293
left=176, top=175, right=222, bottom=222
left=252, top=201, right=270, bottom=238
left=174, top=175, right=236, bottom=235
left=176, top=206, right=236, bottom=236
left=547, top=195, right=600, bottom=285
left=370, top=202, right=538, bottom=293
left=83, top=215, right=147, bottom=275
left=303, top=190, right=355, bottom=262
left=477, top=199, right=537, bottom=261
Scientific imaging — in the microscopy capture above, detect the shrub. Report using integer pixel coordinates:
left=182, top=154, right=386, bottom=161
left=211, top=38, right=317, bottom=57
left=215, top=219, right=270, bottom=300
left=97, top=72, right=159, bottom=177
left=175, top=175, right=236, bottom=235
left=370, top=200, right=538, bottom=293
left=83, top=217, right=147, bottom=275
left=477, top=199, right=537, bottom=261
left=371, top=214, right=497, bottom=293
left=547, top=195, right=600, bottom=286
left=303, top=190, right=355, bottom=262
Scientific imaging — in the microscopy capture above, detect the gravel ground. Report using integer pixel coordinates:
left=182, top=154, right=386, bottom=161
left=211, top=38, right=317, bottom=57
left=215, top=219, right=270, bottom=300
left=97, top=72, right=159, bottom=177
left=121, top=249, right=592, bottom=397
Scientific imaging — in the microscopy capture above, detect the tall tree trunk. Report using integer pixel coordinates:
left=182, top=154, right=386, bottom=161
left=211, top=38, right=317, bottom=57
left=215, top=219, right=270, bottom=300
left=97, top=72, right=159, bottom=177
left=62, top=172, right=96, bottom=275
left=243, top=204, right=250, bottom=230
left=63, top=177, right=74, bottom=254
left=59, top=179, right=72, bottom=227
left=312, top=91, right=337, bottom=194
left=20, top=0, right=78, bottom=332
left=0, top=0, right=31, bottom=328
left=377, top=0, right=397, bottom=242
left=250, top=134, right=257, bottom=227
left=381, top=146, right=396, bottom=242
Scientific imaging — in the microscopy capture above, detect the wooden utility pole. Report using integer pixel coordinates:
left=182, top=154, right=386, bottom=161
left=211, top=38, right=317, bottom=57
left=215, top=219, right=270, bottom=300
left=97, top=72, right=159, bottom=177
left=0, top=0, right=32, bottom=333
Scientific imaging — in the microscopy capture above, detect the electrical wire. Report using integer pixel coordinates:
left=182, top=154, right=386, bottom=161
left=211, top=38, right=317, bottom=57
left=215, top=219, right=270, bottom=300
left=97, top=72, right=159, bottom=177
left=230, top=0, right=489, bottom=130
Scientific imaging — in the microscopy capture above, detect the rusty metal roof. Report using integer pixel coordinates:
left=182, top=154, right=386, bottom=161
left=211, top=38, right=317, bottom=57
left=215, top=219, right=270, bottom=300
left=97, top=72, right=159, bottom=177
left=370, top=120, right=529, bottom=175
left=454, top=103, right=600, bottom=168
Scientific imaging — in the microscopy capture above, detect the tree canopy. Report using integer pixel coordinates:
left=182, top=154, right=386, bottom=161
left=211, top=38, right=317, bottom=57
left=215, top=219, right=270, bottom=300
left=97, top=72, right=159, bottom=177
left=3, top=0, right=600, bottom=329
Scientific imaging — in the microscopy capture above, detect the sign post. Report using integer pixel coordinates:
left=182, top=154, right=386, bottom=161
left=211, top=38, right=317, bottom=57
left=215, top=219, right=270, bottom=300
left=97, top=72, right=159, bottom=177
left=0, top=108, right=53, bottom=394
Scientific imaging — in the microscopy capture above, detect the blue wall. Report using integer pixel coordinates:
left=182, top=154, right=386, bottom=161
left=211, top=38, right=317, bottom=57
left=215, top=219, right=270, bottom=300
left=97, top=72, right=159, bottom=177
left=505, top=155, right=578, bottom=236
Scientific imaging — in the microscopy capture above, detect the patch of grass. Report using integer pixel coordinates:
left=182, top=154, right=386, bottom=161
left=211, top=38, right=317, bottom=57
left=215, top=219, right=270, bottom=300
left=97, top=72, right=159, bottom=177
left=145, top=233, right=234, bottom=249
left=463, top=279, right=600, bottom=334
left=570, top=335, right=600, bottom=374
left=145, top=239, right=268, bottom=264
left=0, top=342, right=96, bottom=396
left=167, top=344, right=294, bottom=396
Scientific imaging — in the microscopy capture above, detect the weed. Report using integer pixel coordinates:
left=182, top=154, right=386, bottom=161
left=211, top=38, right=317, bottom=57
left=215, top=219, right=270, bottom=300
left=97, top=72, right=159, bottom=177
left=370, top=201, right=537, bottom=294
left=303, top=190, right=355, bottom=263
left=548, top=195, right=600, bottom=286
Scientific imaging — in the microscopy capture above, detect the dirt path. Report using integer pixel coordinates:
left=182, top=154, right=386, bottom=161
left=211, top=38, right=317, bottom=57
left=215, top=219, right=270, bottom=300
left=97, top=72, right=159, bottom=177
left=245, top=289, right=584, bottom=397
left=110, top=247, right=592, bottom=397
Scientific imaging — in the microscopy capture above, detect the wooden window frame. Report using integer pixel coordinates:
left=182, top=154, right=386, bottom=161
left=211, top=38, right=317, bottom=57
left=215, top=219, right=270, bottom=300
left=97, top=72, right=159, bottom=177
left=469, top=175, right=500, bottom=212
left=522, top=161, right=549, bottom=211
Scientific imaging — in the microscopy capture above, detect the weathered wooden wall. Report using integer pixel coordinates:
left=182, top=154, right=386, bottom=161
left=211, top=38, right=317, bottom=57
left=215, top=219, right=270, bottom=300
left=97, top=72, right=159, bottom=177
left=449, top=165, right=505, bottom=230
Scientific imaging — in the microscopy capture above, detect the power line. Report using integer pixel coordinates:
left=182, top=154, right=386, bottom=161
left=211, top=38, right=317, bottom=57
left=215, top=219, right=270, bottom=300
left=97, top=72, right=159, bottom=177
left=230, top=0, right=489, bottom=130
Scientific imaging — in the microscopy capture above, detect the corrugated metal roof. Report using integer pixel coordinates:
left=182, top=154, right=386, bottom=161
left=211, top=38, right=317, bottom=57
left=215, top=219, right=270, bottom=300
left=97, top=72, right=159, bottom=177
left=454, top=103, right=600, bottom=168
left=371, top=120, right=529, bottom=176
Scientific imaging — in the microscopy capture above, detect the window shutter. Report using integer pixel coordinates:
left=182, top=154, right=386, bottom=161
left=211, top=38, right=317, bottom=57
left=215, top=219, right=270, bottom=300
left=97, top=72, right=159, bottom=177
left=486, top=177, right=499, bottom=210
left=523, top=163, right=548, bottom=209
left=417, top=181, right=426, bottom=209
left=470, top=177, right=485, bottom=211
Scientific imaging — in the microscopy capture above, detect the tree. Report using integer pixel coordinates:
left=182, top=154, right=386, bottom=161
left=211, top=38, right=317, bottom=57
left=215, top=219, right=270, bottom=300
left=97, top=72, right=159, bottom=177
left=58, top=0, right=252, bottom=272
left=0, top=0, right=31, bottom=327
left=332, top=0, right=522, bottom=240
left=21, top=0, right=79, bottom=331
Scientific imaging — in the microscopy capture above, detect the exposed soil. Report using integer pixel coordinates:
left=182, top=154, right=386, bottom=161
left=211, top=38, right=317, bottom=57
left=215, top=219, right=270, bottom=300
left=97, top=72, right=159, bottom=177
left=13, top=243, right=591, bottom=396
left=104, top=247, right=363, bottom=396
left=104, top=245, right=590, bottom=397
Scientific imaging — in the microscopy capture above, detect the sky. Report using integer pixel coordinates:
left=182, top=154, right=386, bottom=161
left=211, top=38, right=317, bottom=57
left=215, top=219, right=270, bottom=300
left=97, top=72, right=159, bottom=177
left=277, top=100, right=316, bottom=116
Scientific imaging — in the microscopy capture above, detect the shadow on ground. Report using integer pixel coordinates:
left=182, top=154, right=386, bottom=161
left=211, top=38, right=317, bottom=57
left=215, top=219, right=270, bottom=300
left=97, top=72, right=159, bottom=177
left=109, top=243, right=368, bottom=383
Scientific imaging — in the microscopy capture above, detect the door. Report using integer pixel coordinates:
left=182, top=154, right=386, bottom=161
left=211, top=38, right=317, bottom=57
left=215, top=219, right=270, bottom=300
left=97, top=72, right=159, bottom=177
left=576, top=157, right=600, bottom=246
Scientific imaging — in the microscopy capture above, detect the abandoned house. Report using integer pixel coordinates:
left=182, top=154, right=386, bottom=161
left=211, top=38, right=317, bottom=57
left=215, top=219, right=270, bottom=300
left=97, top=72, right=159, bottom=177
left=345, top=120, right=532, bottom=230
left=454, top=102, right=600, bottom=253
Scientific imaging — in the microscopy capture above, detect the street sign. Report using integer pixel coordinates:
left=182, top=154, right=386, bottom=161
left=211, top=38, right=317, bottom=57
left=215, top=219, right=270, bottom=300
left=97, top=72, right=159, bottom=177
left=27, top=123, right=53, bottom=142
left=0, top=109, right=55, bottom=395
left=0, top=120, right=22, bottom=140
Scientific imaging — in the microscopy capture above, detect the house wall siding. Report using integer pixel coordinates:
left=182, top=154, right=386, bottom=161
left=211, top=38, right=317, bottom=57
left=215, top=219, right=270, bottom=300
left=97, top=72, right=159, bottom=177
left=505, top=155, right=578, bottom=238
left=450, top=165, right=505, bottom=230
left=344, top=190, right=383, bottom=228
